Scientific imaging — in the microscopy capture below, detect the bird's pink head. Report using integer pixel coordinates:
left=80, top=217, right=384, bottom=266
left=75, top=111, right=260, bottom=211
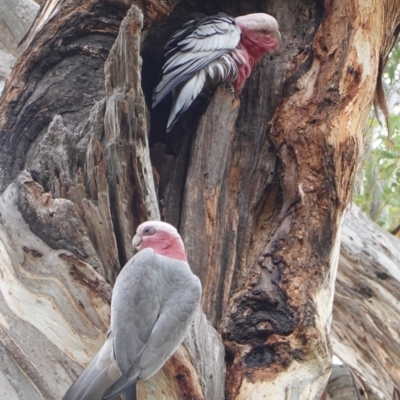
left=132, top=221, right=187, bottom=262
left=235, top=13, right=280, bottom=59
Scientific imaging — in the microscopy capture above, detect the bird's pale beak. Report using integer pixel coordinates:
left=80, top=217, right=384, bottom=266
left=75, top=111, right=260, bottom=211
left=132, top=235, right=142, bottom=252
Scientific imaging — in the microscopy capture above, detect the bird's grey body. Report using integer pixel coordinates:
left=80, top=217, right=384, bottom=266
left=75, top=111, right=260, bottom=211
left=63, top=245, right=201, bottom=400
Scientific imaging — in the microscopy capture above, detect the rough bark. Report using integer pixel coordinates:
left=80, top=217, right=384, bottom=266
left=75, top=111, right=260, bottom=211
left=327, top=364, right=380, bottom=400
left=332, top=205, right=400, bottom=400
left=0, top=0, right=399, bottom=399
left=0, top=3, right=224, bottom=399
left=0, top=172, right=112, bottom=400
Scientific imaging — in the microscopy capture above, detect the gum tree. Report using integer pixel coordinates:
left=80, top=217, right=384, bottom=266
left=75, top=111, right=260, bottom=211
left=0, top=0, right=399, bottom=399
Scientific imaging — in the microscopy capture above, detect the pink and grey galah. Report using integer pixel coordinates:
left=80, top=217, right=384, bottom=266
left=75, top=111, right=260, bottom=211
left=152, top=12, right=281, bottom=131
left=62, top=221, right=201, bottom=400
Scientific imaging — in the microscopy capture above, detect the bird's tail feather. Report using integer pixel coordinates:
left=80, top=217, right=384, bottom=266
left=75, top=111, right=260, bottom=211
left=62, top=353, right=118, bottom=400
left=103, top=372, right=139, bottom=400
left=123, top=381, right=138, bottom=400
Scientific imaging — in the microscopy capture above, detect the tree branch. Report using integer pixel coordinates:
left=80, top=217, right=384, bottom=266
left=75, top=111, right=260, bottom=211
left=333, top=205, right=400, bottom=399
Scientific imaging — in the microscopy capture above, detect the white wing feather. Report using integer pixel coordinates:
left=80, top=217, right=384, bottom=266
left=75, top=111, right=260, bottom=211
left=152, top=14, right=241, bottom=129
left=167, top=69, right=207, bottom=130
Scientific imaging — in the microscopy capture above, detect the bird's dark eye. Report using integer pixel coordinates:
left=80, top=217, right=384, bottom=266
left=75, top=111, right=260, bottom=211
left=143, top=226, right=156, bottom=236
left=261, top=29, right=269, bottom=34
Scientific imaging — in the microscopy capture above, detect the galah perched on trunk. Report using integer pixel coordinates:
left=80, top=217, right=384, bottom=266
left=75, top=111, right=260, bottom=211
left=152, top=12, right=280, bottom=131
left=62, top=221, right=201, bottom=400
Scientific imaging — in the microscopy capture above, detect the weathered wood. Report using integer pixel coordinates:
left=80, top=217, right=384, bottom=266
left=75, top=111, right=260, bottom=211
left=0, top=0, right=128, bottom=192
left=332, top=205, right=400, bottom=399
left=147, top=0, right=323, bottom=328
left=147, top=1, right=400, bottom=399
left=327, top=364, right=380, bottom=400
left=1, top=0, right=400, bottom=399
left=179, top=86, right=241, bottom=325
left=0, top=172, right=111, bottom=400
left=0, top=171, right=224, bottom=399
left=0, top=2, right=225, bottom=399
left=17, top=2, right=161, bottom=281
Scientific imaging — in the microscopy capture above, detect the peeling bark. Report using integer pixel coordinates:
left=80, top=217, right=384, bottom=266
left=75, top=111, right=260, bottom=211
left=0, top=2, right=223, bottom=399
left=332, top=205, right=400, bottom=399
left=327, top=364, right=380, bottom=400
left=147, top=1, right=399, bottom=399
left=0, top=174, right=111, bottom=400
left=0, top=0, right=399, bottom=399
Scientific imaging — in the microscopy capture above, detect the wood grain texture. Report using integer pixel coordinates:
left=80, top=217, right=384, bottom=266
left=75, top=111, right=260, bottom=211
left=23, top=3, right=160, bottom=282
left=0, top=0, right=119, bottom=191
left=333, top=205, right=400, bottom=399
left=147, top=0, right=400, bottom=399
left=327, top=364, right=380, bottom=400
left=0, top=173, right=111, bottom=399
left=0, top=2, right=224, bottom=399
left=0, top=0, right=400, bottom=399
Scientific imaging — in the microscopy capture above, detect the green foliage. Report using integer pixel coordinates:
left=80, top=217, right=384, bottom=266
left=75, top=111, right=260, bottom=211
left=354, top=41, right=400, bottom=232
left=384, top=42, right=400, bottom=86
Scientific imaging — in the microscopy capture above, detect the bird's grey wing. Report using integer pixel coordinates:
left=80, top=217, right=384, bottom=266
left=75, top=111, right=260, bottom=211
left=123, top=382, right=137, bottom=400
left=138, top=273, right=202, bottom=379
left=64, top=249, right=162, bottom=400
left=152, top=14, right=241, bottom=107
left=111, top=249, right=162, bottom=375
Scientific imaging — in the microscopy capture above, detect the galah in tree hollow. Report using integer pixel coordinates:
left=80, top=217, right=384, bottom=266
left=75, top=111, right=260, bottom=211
left=152, top=12, right=280, bottom=131
left=62, top=221, right=201, bottom=400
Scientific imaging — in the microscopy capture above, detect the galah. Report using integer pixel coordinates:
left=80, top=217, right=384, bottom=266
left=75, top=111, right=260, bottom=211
left=62, top=221, right=201, bottom=400
left=152, top=12, right=280, bottom=131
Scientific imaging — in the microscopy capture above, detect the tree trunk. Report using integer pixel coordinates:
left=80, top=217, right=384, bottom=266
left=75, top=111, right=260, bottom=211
left=0, top=0, right=399, bottom=399
left=0, top=0, right=39, bottom=92
left=332, top=205, right=400, bottom=399
left=327, top=364, right=380, bottom=400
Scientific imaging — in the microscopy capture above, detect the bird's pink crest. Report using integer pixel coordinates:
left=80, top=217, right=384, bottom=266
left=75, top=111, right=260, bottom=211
left=134, top=221, right=187, bottom=262
left=234, top=13, right=280, bottom=94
